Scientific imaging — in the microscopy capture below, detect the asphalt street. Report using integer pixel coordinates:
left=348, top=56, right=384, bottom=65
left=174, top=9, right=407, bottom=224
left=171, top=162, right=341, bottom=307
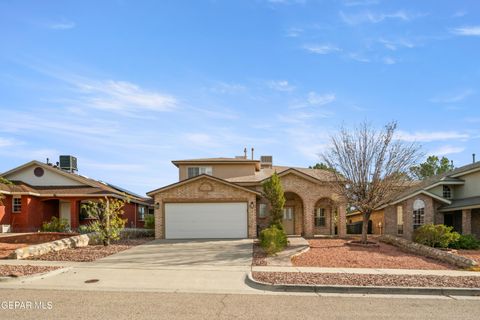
left=1, top=289, right=479, bottom=320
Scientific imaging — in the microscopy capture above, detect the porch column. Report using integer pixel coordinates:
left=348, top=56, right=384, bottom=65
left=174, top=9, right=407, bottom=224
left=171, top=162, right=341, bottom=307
left=70, top=200, right=79, bottom=230
left=462, top=209, right=472, bottom=235
left=303, top=201, right=314, bottom=238
left=337, top=204, right=347, bottom=237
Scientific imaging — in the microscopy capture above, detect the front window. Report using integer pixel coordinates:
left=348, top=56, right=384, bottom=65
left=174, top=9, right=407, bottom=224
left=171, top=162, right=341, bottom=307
left=443, top=185, right=452, bottom=199
left=283, top=207, right=293, bottom=220
left=413, top=199, right=425, bottom=230
left=138, top=205, right=146, bottom=221
left=396, top=205, right=403, bottom=235
left=315, top=208, right=326, bottom=227
left=12, top=197, right=21, bottom=213
left=187, top=166, right=212, bottom=178
left=258, top=203, right=268, bottom=218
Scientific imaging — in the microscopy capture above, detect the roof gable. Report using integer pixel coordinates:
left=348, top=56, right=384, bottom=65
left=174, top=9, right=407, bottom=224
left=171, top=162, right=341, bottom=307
left=147, top=174, right=261, bottom=196
left=2, top=161, right=87, bottom=187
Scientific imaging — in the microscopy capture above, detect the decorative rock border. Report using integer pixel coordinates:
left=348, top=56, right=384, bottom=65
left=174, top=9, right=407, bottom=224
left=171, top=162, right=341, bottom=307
left=8, top=233, right=95, bottom=260
left=379, top=234, right=478, bottom=268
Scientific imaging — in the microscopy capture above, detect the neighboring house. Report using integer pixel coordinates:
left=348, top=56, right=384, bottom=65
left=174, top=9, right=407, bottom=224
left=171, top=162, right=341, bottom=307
left=346, top=210, right=385, bottom=235
left=381, top=161, right=480, bottom=240
left=147, top=154, right=347, bottom=240
left=0, top=157, right=152, bottom=232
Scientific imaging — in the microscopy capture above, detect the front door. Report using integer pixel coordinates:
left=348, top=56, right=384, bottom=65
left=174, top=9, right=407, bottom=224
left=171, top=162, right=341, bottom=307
left=59, top=201, right=71, bottom=227
left=282, top=207, right=294, bottom=235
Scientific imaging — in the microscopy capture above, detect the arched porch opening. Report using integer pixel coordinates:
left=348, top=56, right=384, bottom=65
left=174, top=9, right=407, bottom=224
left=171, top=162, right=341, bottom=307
left=313, top=197, right=336, bottom=235
left=283, top=191, right=304, bottom=235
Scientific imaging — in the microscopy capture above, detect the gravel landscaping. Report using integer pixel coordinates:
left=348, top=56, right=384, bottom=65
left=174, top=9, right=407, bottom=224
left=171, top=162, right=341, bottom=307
left=252, top=242, right=267, bottom=266
left=252, top=271, right=480, bottom=288
left=26, top=238, right=153, bottom=262
left=292, top=238, right=455, bottom=270
left=0, top=265, right=60, bottom=278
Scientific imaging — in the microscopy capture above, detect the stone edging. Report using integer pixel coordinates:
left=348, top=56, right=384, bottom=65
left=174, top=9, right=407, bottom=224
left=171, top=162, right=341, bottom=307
left=8, top=234, right=96, bottom=260
left=379, top=235, right=478, bottom=268
left=245, top=272, right=480, bottom=296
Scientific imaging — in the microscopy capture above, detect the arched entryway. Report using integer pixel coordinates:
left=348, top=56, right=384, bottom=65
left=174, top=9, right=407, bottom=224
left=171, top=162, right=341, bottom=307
left=283, top=192, right=304, bottom=235
left=314, top=197, right=336, bottom=235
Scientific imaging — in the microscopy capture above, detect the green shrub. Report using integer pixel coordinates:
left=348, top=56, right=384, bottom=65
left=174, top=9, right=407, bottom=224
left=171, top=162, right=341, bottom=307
left=450, top=234, right=480, bottom=250
left=259, top=224, right=287, bottom=255
left=413, top=224, right=460, bottom=248
left=41, top=216, right=70, bottom=232
left=78, top=224, right=95, bottom=234
left=144, top=214, right=155, bottom=229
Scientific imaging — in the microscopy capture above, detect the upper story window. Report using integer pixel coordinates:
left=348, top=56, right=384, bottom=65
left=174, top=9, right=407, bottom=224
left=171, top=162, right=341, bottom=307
left=315, top=208, right=326, bottom=227
left=12, top=197, right=21, bottom=213
left=187, top=166, right=212, bottom=179
left=258, top=203, right=268, bottom=218
left=443, top=185, right=452, bottom=199
left=413, top=199, right=425, bottom=230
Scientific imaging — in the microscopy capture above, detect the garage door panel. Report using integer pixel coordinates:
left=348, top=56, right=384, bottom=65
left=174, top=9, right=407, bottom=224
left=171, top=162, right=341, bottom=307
left=165, top=202, right=247, bottom=239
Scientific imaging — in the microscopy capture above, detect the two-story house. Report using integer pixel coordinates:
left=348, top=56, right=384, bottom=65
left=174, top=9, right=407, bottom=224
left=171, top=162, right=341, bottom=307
left=382, top=160, right=480, bottom=240
left=147, top=153, right=347, bottom=239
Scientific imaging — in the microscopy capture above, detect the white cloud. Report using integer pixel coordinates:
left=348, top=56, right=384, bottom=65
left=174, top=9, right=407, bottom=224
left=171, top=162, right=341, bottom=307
left=75, top=80, right=177, bottom=113
left=184, top=133, right=219, bottom=148
left=396, top=131, right=470, bottom=142
left=0, top=137, right=14, bottom=148
left=429, top=145, right=465, bottom=156
left=303, top=44, right=341, bottom=55
left=267, top=80, right=295, bottom=92
left=346, top=52, right=370, bottom=63
left=379, top=38, right=415, bottom=51
left=430, top=89, right=474, bottom=103
left=285, top=27, right=303, bottom=38
left=48, top=20, right=76, bottom=30
left=342, top=0, right=379, bottom=6
left=307, top=92, right=336, bottom=106
left=210, top=82, right=246, bottom=94
left=340, top=10, right=417, bottom=25
left=452, top=10, right=467, bottom=18
left=451, top=26, right=480, bottom=36
left=383, top=57, right=397, bottom=65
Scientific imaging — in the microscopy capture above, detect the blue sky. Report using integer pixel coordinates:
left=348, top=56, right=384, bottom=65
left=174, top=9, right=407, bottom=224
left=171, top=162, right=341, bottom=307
left=0, top=0, right=479, bottom=195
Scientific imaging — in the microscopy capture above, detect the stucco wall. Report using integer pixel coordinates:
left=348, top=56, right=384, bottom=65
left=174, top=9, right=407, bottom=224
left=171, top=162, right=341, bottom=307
left=178, top=163, right=256, bottom=181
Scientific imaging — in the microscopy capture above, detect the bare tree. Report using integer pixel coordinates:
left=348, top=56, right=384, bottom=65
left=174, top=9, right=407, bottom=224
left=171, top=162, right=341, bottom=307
left=323, top=121, right=420, bottom=243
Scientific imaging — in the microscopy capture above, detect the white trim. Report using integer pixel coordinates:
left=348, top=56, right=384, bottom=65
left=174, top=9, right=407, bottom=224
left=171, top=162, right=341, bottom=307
left=424, top=180, right=465, bottom=191
left=385, top=190, right=452, bottom=208
left=450, top=167, right=480, bottom=178
left=439, top=205, right=480, bottom=212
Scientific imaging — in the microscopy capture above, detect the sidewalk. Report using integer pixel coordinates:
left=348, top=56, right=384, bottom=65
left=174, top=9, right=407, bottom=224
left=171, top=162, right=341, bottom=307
left=252, top=266, right=480, bottom=276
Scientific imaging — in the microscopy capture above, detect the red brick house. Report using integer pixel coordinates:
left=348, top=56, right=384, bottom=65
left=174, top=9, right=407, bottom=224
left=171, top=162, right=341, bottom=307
left=0, top=158, right=152, bottom=232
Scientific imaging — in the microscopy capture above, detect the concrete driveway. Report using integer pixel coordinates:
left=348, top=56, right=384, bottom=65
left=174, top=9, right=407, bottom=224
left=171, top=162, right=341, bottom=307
left=92, top=239, right=253, bottom=268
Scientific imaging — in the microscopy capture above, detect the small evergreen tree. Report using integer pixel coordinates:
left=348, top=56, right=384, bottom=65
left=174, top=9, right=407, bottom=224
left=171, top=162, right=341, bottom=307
left=262, top=172, right=286, bottom=227
left=81, top=197, right=127, bottom=246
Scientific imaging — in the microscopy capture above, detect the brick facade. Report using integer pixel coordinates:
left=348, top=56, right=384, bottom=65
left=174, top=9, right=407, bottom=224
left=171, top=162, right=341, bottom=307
left=152, top=176, right=257, bottom=239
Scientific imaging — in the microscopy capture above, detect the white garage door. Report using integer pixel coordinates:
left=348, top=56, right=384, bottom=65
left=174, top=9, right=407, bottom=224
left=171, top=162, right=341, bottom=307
left=165, top=202, right=248, bottom=239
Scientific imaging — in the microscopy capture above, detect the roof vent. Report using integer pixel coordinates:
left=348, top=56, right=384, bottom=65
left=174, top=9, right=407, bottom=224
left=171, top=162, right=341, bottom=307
left=260, top=155, right=272, bottom=169
left=59, top=155, right=78, bottom=173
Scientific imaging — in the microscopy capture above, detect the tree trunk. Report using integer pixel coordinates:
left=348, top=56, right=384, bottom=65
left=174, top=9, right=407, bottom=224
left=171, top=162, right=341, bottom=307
left=361, top=211, right=371, bottom=244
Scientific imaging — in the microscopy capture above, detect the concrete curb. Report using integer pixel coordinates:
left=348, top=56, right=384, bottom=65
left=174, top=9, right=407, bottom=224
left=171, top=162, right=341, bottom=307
left=245, top=272, right=480, bottom=296
left=0, top=267, right=71, bottom=283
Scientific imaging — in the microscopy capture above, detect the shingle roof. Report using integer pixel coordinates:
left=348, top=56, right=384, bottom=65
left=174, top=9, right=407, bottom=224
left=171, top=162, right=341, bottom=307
left=438, top=196, right=480, bottom=211
left=226, top=166, right=337, bottom=184
left=1, top=161, right=151, bottom=204
left=388, top=161, right=480, bottom=203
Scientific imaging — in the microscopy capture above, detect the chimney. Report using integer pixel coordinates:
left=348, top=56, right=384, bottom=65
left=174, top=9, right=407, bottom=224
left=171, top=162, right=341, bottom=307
left=260, top=156, right=273, bottom=169
left=244, top=147, right=247, bottom=159
left=251, top=147, right=254, bottom=160
left=474, top=153, right=476, bottom=164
